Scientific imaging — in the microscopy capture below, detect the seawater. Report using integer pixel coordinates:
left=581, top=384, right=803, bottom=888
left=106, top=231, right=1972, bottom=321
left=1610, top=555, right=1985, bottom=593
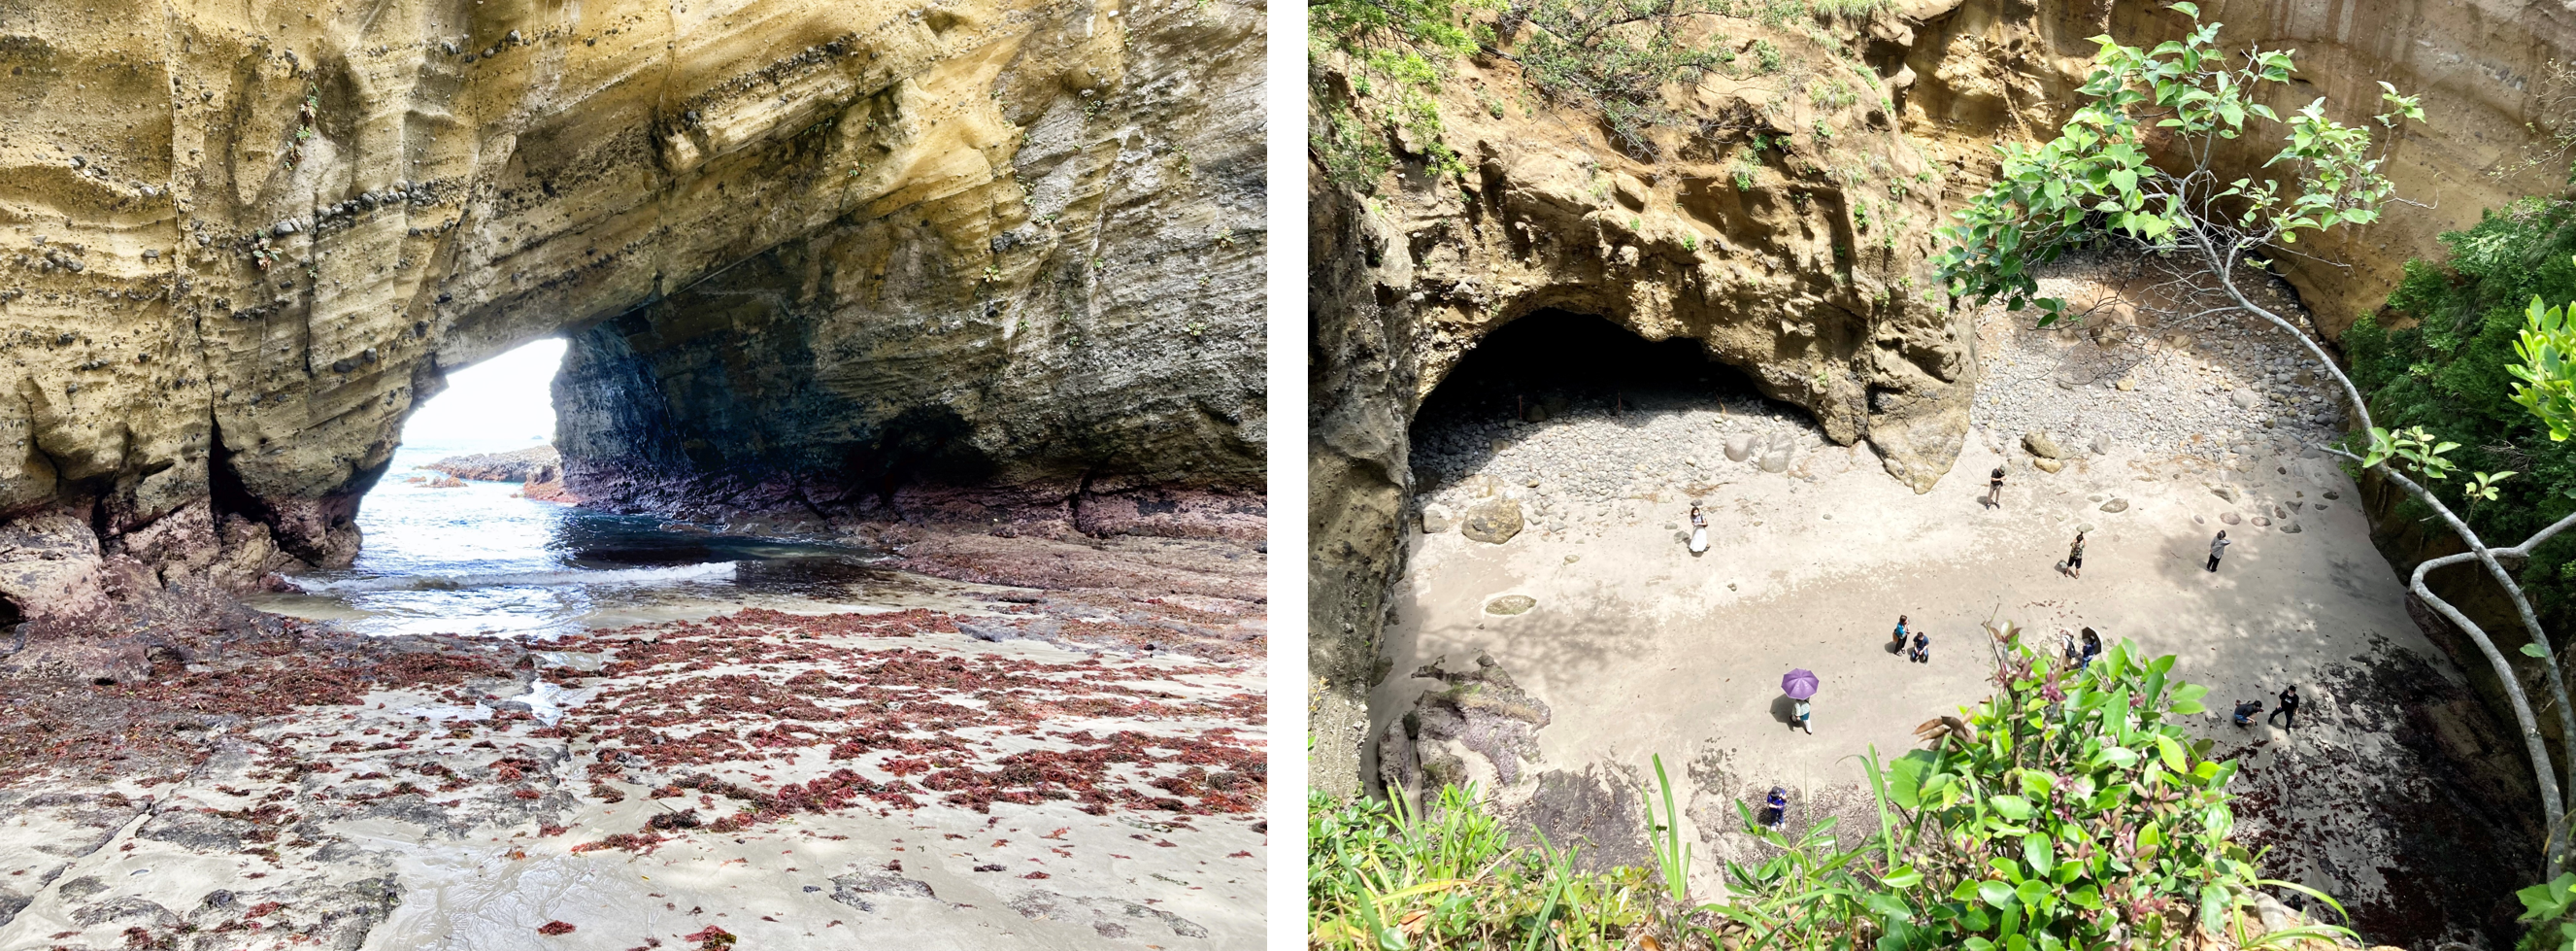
left=248, top=441, right=960, bottom=638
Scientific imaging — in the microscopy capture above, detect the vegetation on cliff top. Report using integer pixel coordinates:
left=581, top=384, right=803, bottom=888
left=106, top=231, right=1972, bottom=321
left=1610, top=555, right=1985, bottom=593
left=2347, top=198, right=2576, bottom=625
left=1310, top=631, right=2349, bottom=950
left=1310, top=0, right=1890, bottom=191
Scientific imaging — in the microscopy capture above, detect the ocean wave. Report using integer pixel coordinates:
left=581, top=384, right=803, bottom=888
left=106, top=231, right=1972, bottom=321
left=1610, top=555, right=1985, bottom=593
left=290, top=561, right=740, bottom=594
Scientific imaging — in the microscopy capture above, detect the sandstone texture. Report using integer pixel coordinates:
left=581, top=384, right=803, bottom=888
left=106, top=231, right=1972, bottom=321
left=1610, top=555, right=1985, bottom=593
left=1905, top=0, right=2576, bottom=337
left=0, top=0, right=1265, bottom=621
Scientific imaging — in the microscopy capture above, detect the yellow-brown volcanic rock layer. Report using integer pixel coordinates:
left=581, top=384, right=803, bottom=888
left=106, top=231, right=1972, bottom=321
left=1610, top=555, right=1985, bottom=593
left=0, top=0, right=1265, bottom=619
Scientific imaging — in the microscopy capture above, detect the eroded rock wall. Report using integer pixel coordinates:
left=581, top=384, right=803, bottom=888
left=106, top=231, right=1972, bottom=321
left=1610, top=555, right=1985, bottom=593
left=1904, top=0, right=2576, bottom=336
left=0, top=0, right=1265, bottom=617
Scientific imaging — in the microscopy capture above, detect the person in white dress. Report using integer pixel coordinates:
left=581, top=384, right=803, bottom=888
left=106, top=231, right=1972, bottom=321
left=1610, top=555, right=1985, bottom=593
left=1688, top=502, right=1709, bottom=555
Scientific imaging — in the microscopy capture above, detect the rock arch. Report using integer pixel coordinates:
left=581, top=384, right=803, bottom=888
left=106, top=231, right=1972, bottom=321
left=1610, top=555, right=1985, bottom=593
left=0, top=0, right=1265, bottom=618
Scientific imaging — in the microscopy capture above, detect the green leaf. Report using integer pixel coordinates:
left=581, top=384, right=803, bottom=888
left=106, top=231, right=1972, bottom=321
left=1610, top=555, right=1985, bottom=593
left=2168, top=3, right=2199, bottom=20
left=2023, top=834, right=2057, bottom=877
left=2525, top=642, right=2550, bottom=659
left=1978, top=880, right=2017, bottom=908
left=2016, top=879, right=2051, bottom=909
left=2155, top=733, right=2188, bottom=772
left=1991, top=795, right=2034, bottom=821
left=1888, top=751, right=1937, bottom=809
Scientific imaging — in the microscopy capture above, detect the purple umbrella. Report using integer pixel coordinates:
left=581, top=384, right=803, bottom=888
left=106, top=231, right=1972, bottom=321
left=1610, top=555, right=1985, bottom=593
left=1783, top=668, right=1820, bottom=699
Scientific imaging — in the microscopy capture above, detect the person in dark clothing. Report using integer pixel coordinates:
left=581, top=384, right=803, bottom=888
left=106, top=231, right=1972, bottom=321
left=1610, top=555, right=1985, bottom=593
left=1759, top=787, right=1789, bottom=831
left=1910, top=629, right=1930, bottom=664
left=1987, top=467, right=2006, bottom=508
left=2269, top=685, right=2301, bottom=729
left=2232, top=698, right=2264, bottom=727
left=2079, top=628, right=2102, bottom=669
left=1890, top=615, right=1909, bottom=655
left=2065, top=530, right=2088, bottom=579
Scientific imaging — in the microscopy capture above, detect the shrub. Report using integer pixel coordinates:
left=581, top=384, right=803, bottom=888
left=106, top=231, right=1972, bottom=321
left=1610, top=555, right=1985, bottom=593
left=1308, top=628, right=2351, bottom=951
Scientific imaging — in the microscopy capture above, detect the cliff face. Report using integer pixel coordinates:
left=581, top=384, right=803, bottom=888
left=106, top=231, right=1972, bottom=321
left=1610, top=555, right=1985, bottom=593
left=1903, top=0, right=2576, bottom=336
left=0, top=0, right=1265, bottom=619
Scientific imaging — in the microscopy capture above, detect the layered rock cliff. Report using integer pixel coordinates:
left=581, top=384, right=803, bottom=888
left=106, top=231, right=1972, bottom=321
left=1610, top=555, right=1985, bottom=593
left=0, top=0, right=1266, bottom=621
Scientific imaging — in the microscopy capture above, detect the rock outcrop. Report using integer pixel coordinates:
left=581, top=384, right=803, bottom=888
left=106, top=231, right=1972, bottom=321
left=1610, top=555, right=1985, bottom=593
left=1902, top=0, right=2576, bottom=338
left=0, top=0, right=1264, bottom=620
left=1376, top=654, right=1553, bottom=812
left=425, top=446, right=559, bottom=483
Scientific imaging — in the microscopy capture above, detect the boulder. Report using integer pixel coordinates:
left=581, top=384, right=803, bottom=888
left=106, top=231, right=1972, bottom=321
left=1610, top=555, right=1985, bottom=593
left=1378, top=654, right=1552, bottom=800
left=1420, top=503, right=1457, bottom=534
left=1484, top=594, right=1537, bottom=616
left=1757, top=430, right=1795, bottom=473
left=2099, top=498, right=2129, bottom=513
left=2022, top=430, right=2065, bottom=459
left=1460, top=497, right=1523, bottom=544
left=2032, top=458, right=2064, bottom=474
left=0, top=515, right=110, bottom=621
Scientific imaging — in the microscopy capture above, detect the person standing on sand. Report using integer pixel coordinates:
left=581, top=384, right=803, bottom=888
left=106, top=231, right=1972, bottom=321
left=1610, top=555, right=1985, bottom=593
left=1987, top=466, right=2006, bottom=508
left=2207, top=530, right=2230, bottom=572
left=1792, top=697, right=1814, bottom=733
left=1891, top=615, right=1909, bottom=654
left=1688, top=503, right=1710, bottom=555
left=1760, top=787, right=1790, bottom=830
left=2065, top=530, right=2088, bottom=579
left=2269, top=685, right=2300, bottom=729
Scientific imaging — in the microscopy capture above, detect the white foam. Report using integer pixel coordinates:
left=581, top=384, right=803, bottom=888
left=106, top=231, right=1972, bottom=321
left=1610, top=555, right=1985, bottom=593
left=289, top=561, right=739, bottom=594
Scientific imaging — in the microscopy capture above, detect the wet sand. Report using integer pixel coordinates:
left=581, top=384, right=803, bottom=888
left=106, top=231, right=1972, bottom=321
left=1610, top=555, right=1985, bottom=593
left=0, top=594, right=1264, bottom=949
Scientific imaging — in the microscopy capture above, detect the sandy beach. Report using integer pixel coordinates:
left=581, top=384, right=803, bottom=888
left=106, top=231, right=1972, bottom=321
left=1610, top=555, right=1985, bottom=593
left=0, top=548, right=1266, bottom=950
left=1374, top=277, right=2541, bottom=944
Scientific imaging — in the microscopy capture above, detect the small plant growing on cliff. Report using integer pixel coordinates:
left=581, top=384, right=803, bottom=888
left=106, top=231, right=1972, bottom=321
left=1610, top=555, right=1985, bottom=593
left=1753, top=38, right=1783, bottom=74
left=1936, top=2, right=2576, bottom=882
left=1514, top=0, right=1738, bottom=158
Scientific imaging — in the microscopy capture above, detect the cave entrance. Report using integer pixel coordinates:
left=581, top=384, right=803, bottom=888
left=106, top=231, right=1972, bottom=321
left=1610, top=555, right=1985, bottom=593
left=1407, top=309, right=1799, bottom=530
left=312, top=337, right=599, bottom=636
left=251, top=337, right=933, bottom=638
